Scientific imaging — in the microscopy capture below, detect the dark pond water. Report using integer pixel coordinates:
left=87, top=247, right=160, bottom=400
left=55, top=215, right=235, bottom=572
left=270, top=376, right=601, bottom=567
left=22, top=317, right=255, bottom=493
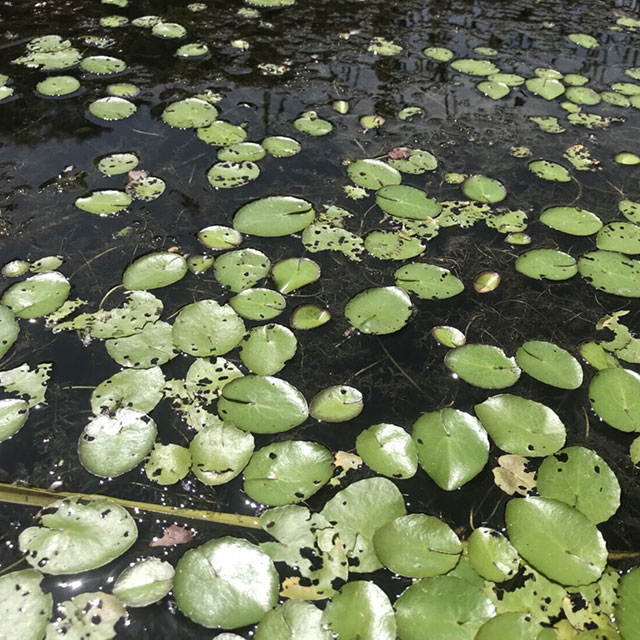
left=1, top=0, right=640, bottom=637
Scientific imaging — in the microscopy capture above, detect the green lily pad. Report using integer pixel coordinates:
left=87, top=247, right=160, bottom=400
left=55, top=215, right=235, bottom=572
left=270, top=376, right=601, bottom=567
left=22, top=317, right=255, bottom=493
left=172, top=300, right=245, bottom=356
left=467, top=527, right=519, bottom=582
left=101, top=14, right=129, bottom=27
left=78, top=408, right=157, bottom=477
left=476, top=612, right=540, bottom=640
left=515, top=340, right=583, bottom=389
left=423, top=46, right=454, bottom=61
left=537, top=446, right=620, bottom=524
left=474, top=394, right=566, bottom=456
left=107, top=83, right=139, bottom=98
left=445, top=344, right=520, bottom=389
left=81, top=55, right=127, bottom=75
left=97, top=152, right=139, bottom=176
left=19, top=496, right=137, bottom=574
left=89, top=96, right=136, bottom=120
left=75, top=189, right=131, bottom=214
left=578, top=250, right=640, bottom=296
left=290, top=304, right=331, bottom=330
left=356, top=423, right=418, bottom=479
left=176, top=42, right=209, bottom=58
left=374, top=514, right=462, bottom=577
left=365, top=231, right=425, bottom=260
left=345, top=286, right=412, bottom=335
left=589, top=367, right=640, bottom=432
left=122, top=252, right=187, bottom=290
left=516, top=249, right=578, bottom=281
left=368, top=37, right=402, bottom=56
left=152, top=22, right=187, bottom=38
left=0, top=304, right=19, bottom=359
left=539, top=206, right=602, bottom=236
left=2, top=260, right=30, bottom=278
left=0, top=362, right=52, bottom=407
left=395, top=576, right=495, bottom=640
left=309, top=384, right=363, bottom=422
left=387, top=149, right=438, bottom=174
left=528, top=160, right=571, bottom=182
left=450, top=58, right=500, bottom=76
left=431, top=325, right=466, bottom=347
left=261, top=136, right=301, bottom=157
left=477, top=80, right=510, bottom=99
left=233, top=196, right=315, bottom=237
left=321, top=477, right=406, bottom=572
left=218, top=142, right=265, bottom=162
left=293, top=111, right=333, bottom=135
left=322, top=581, right=397, bottom=640
left=105, top=320, right=178, bottom=368
left=0, top=569, right=52, bottom=640
left=462, top=175, right=507, bottom=203
left=198, top=225, right=242, bottom=250
left=596, top=222, right=640, bottom=254
left=619, top=199, right=640, bottom=223
left=207, top=161, right=260, bottom=189
left=505, top=496, right=607, bottom=586
left=271, top=257, right=320, bottom=294
left=347, top=159, right=402, bottom=190
left=229, top=288, right=286, bottom=320
left=569, top=33, right=598, bottom=48
left=395, top=262, right=464, bottom=300
left=412, top=408, right=489, bottom=490
left=239, top=323, right=297, bottom=375
left=256, top=600, right=330, bottom=640
left=218, top=375, right=308, bottom=434
left=376, top=185, right=442, bottom=220
left=1, top=272, right=70, bottom=318
left=197, top=120, right=247, bottom=146
left=174, top=537, right=278, bottom=629
left=615, top=152, right=640, bottom=165
left=113, top=557, right=174, bottom=607
left=213, top=248, right=270, bottom=292
left=526, top=77, right=565, bottom=100
left=91, top=366, right=164, bottom=414
left=615, top=567, right=640, bottom=640
left=161, top=97, right=218, bottom=128
left=244, top=440, right=333, bottom=505
left=126, top=174, right=166, bottom=201
left=144, top=442, right=191, bottom=485
left=489, top=73, right=525, bottom=86
left=190, top=421, right=254, bottom=485
left=565, top=86, right=601, bottom=105
left=35, top=74, right=80, bottom=96
left=0, top=398, right=29, bottom=442
left=473, top=270, right=501, bottom=293
left=612, top=81, right=640, bottom=95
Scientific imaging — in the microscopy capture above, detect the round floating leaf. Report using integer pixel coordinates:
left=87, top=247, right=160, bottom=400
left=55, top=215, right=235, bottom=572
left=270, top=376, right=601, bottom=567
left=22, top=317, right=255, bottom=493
left=515, top=340, right=583, bottom=389
left=262, top=135, right=301, bottom=157
left=431, top=325, right=466, bottom=348
left=207, top=161, right=260, bottom=189
left=0, top=398, right=29, bottom=442
left=322, top=581, right=396, bottom=640
left=589, top=367, right=640, bottom=432
left=578, top=250, right=640, bottom=296
left=309, top=384, right=363, bottom=422
left=107, top=82, right=139, bottom=98
left=190, top=421, right=254, bottom=486
left=516, top=249, right=578, bottom=281
left=174, top=537, right=278, bottom=629
left=36, top=75, right=80, bottom=96
left=528, top=160, right=571, bottom=182
left=218, top=375, right=308, bottom=434
left=244, top=440, right=333, bottom=505
left=161, top=97, right=217, bottom=128
left=214, top=248, right=270, bottom=292
left=395, top=576, right=495, bottom=640
left=388, top=148, right=436, bottom=174
left=122, top=252, right=187, bottom=290
left=374, top=514, right=462, bottom=577
left=293, top=111, right=333, bottom=136
left=91, top=366, right=164, bottom=415
left=395, top=263, right=464, bottom=300
left=105, top=321, right=177, bottom=368
left=451, top=58, right=500, bottom=76
left=596, top=222, right=640, bottom=254
left=467, top=527, right=519, bottom=582
left=198, top=225, right=242, bottom=250
left=290, top=303, right=331, bottom=330
left=347, top=159, right=402, bottom=190
left=89, top=96, right=136, bottom=120
left=18, top=496, right=137, bottom=574
left=255, top=600, right=329, bottom=640
left=474, top=394, right=566, bottom=456
left=239, top=323, right=297, bottom=375
left=473, top=270, right=501, bottom=293
left=615, top=151, right=640, bottom=166
left=505, top=497, right=607, bottom=586
left=462, top=175, right=506, bottom=204
left=476, top=612, right=540, bottom=640
left=412, top=408, right=489, bottom=490
left=152, top=22, right=187, bottom=38
left=321, top=477, right=406, bottom=572
left=525, top=77, right=565, bottom=100
left=75, top=189, right=131, bottom=214
left=601, top=91, right=630, bottom=107
left=568, top=33, right=599, bottom=48
left=229, top=288, right=286, bottom=320
left=218, top=142, right=265, bottom=162
left=144, top=443, right=191, bottom=485
left=81, top=55, right=127, bottom=74
left=565, top=86, right=601, bottom=105
left=271, top=257, right=320, bottom=294
left=477, top=80, right=510, bottom=99
left=176, top=42, right=209, bottom=58
left=620, top=199, right=640, bottom=223
left=172, top=300, right=245, bottom=356
left=0, top=569, right=52, bottom=640
left=97, top=152, right=139, bottom=176
left=376, top=185, right=441, bottom=220
left=345, top=286, right=412, bottom=335
left=29, top=256, right=63, bottom=274
left=537, top=446, right=620, bottom=524
left=445, top=344, right=520, bottom=389
left=423, top=46, right=454, bottom=61
left=0, top=304, right=19, bottom=359
left=356, top=423, right=418, bottom=479
left=113, top=557, right=174, bottom=607
left=48, top=591, right=126, bottom=638
left=197, top=120, right=247, bottom=146
left=1, top=272, right=70, bottom=319
left=126, top=174, right=166, bottom=201
left=78, top=408, right=157, bottom=477
left=233, top=196, right=315, bottom=237
left=2, top=260, right=30, bottom=278
left=365, top=231, right=425, bottom=260
left=539, top=206, right=602, bottom=236
left=616, top=567, right=640, bottom=640
left=489, top=72, right=525, bottom=86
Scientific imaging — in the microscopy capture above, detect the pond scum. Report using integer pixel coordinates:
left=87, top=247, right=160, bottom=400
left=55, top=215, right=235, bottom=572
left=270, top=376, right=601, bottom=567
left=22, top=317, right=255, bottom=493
left=1, top=0, right=640, bottom=637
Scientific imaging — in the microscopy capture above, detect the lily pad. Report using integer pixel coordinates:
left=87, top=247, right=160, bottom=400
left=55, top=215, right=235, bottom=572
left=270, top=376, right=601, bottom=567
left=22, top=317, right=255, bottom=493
left=255, top=600, right=330, bottom=640
left=152, top=22, right=187, bottom=38
left=122, top=252, right=187, bottom=290
left=97, top=152, right=139, bottom=176
left=173, top=537, right=278, bottom=629
left=0, top=398, right=29, bottom=442
left=89, top=96, right=137, bottom=121
left=207, top=161, right=260, bottom=189
left=445, top=344, right=521, bottom=389
left=387, top=149, right=438, bottom=174
left=293, top=110, right=333, bottom=136
left=229, top=287, right=286, bottom=320
left=345, top=286, right=412, bottom=335
left=0, top=569, right=52, bottom=640
left=467, top=527, right=519, bottom=582
left=615, top=567, right=640, bottom=640
left=0, top=304, right=19, bottom=359
left=474, top=394, right=566, bottom=456
left=271, top=257, right=320, bottom=293
left=569, top=33, right=599, bottom=48
left=462, top=175, right=507, bottom=203
left=290, top=303, right=331, bottom=330
left=309, top=384, right=363, bottom=422
left=1, top=272, right=70, bottom=318
left=515, top=340, right=583, bottom=389
left=197, top=120, right=247, bottom=146
left=75, top=190, right=131, bottom=214
left=19, top=496, right=137, bottom=574
left=347, top=159, right=402, bottom=190
left=376, top=185, right=442, bottom=219
left=105, top=320, right=178, bottom=368
left=588, top=367, right=640, bottom=432
left=477, top=80, right=510, bottom=99
left=431, top=325, right=466, bottom=348
left=528, top=160, right=571, bottom=182
left=451, top=58, right=500, bottom=76
left=113, top=557, right=174, bottom=607
left=233, top=196, right=315, bottom=237
left=516, top=249, right=578, bottom=281
left=239, top=323, right=297, bottom=375
left=81, top=55, right=127, bottom=75
left=539, top=206, right=602, bottom=236
left=36, top=74, right=80, bottom=96
left=395, top=263, right=464, bottom=299
left=161, top=97, right=218, bottom=128
left=261, top=136, right=301, bottom=157
left=578, top=250, right=640, bottom=296
left=198, top=225, right=242, bottom=250
left=213, top=248, right=270, bottom=292
left=423, top=46, right=454, bottom=61
left=365, top=231, right=425, bottom=260
left=218, top=142, right=265, bottom=162
left=91, top=366, right=164, bottom=414
left=126, top=174, right=166, bottom=201
left=356, top=423, right=418, bottom=479
left=144, top=443, right=191, bottom=485
left=526, top=77, right=565, bottom=100
left=412, top=408, right=489, bottom=490
left=596, top=222, right=640, bottom=254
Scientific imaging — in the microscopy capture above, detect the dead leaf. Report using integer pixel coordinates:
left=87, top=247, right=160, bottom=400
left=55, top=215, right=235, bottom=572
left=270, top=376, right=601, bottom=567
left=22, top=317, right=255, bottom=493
left=388, top=146, right=412, bottom=160
left=150, top=524, right=194, bottom=547
left=330, top=450, right=362, bottom=486
left=492, top=454, right=536, bottom=496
